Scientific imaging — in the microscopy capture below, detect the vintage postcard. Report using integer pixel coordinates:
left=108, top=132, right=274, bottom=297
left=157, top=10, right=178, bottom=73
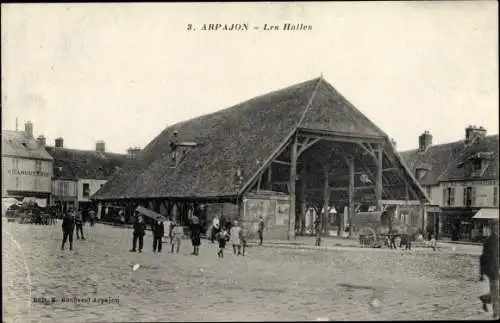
left=2, top=1, right=498, bottom=322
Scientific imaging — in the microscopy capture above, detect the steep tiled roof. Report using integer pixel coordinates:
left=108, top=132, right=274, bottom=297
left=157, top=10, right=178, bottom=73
left=1, top=130, right=53, bottom=161
left=439, top=134, right=499, bottom=182
left=400, top=134, right=499, bottom=185
left=93, top=77, right=428, bottom=201
left=45, top=146, right=128, bottom=180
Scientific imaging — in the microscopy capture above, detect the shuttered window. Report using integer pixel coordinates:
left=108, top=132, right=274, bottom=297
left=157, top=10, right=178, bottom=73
left=449, top=187, right=455, bottom=206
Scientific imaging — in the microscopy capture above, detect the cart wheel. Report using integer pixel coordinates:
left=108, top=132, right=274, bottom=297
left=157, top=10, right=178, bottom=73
left=358, top=227, right=377, bottom=248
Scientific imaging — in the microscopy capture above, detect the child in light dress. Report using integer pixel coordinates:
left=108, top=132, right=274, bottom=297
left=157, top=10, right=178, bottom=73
left=230, top=220, right=243, bottom=256
left=171, top=221, right=183, bottom=254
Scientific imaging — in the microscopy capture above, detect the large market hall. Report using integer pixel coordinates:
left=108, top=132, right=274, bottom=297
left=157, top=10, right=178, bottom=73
left=92, top=77, right=430, bottom=240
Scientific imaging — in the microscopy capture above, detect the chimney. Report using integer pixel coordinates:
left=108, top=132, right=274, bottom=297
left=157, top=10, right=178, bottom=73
left=24, top=121, right=33, bottom=137
left=418, top=131, right=432, bottom=152
left=465, top=125, right=487, bottom=143
left=127, top=147, right=141, bottom=156
left=37, top=135, right=46, bottom=147
left=96, top=140, right=105, bottom=153
left=55, top=137, right=64, bottom=148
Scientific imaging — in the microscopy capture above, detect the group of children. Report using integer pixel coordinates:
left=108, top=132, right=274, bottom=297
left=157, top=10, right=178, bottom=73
left=215, top=220, right=247, bottom=258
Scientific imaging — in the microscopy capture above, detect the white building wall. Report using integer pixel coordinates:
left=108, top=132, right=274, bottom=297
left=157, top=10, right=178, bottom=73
left=441, top=180, right=498, bottom=207
left=2, top=156, right=52, bottom=196
left=77, top=179, right=107, bottom=202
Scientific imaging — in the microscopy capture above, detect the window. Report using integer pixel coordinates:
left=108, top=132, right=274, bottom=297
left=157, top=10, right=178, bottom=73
left=12, top=158, right=19, bottom=169
left=426, top=186, right=431, bottom=198
left=494, top=187, right=499, bottom=207
left=58, top=182, right=64, bottom=195
left=15, top=177, right=20, bottom=188
left=63, top=182, right=69, bottom=196
left=443, top=187, right=455, bottom=206
left=35, top=160, right=42, bottom=172
left=464, top=187, right=475, bottom=207
left=473, top=159, right=482, bottom=171
left=83, top=183, right=90, bottom=198
left=100, top=184, right=104, bottom=188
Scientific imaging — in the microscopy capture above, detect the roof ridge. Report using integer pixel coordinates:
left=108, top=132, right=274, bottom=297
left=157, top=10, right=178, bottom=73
left=237, top=77, right=323, bottom=196
left=296, top=76, right=323, bottom=128
left=46, top=146, right=127, bottom=156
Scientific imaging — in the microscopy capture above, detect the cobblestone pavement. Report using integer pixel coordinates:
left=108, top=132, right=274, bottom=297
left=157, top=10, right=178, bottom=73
left=2, top=219, right=495, bottom=322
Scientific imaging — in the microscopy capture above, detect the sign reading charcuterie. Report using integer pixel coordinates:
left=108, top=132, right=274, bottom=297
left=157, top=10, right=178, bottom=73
left=7, top=169, right=50, bottom=177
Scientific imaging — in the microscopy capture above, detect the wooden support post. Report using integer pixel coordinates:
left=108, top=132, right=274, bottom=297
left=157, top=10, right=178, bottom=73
left=376, top=145, right=384, bottom=211
left=172, top=202, right=178, bottom=222
left=420, top=200, right=427, bottom=233
left=322, top=164, right=330, bottom=236
left=348, top=156, right=355, bottom=237
left=257, top=173, right=262, bottom=193
left=267, top=165, right=272, bottom=189
left=299, top=162, right=307, bottom=235
left=288, top=135, right=298, bottom=240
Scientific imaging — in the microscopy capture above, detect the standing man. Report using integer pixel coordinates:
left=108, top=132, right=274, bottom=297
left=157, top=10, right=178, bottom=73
left=190, top=214, right=202, bottom=256
left=153, top=217, right=165, bottom=253
left=130, top=214, right=146, bottom=252
left=75, top=210, right=85, bottom=240
left=479, top=222, right=499, bottom=318
left=257, top=216, right=265, bottom=246
left=88, top=209, right=96, bottom=227
left=211, top=215, right=221, bottom=244
left=61, top=209, right=75, bottom=251
left=314, top=217, right=321, bottom=246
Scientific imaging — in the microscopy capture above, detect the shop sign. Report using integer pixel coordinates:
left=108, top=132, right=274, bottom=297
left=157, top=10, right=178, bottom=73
left=7, top=169, right=50, bottom=177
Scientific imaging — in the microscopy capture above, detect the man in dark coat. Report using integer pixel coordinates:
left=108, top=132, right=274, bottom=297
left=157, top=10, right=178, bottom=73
left=190, top=215, right=202, bottom=256
left=257, top=216, right=265, bottom=246
left=153, top=217, right=165, bottom=253
left=479, top=223, right=499, bottom=318
left=61, top=210, right=75, bottom=251
left=130, top=214, right=146, bottom=252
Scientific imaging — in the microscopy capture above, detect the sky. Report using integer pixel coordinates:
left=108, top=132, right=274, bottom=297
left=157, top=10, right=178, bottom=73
left=2, top=2, right=498, bottom=154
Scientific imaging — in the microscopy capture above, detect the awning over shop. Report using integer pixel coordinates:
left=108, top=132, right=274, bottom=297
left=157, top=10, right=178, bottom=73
left=473, top=208, right=499, bottom=220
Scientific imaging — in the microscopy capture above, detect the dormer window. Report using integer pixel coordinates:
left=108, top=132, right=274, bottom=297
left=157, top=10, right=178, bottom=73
left=415, top=164, right=431, bottom=180
left=169, top=132, right=198, bottom=168
left=416, top=169, right=426, bottom=179
left=469, top=151, right=492, bottom=177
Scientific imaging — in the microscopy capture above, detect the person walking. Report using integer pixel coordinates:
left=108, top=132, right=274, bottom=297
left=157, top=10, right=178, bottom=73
left=61, top=210, right=75, bottom=251
left=211, top=215, right=221, bottom=244
left=257, top=216, right=265, bottom=246
left=241, top=223, right=248, bottom=256
left=230, top=220, right=243, bottom=256
left=164, top=217, right=172, bottom=244
left=479, top=223, right=499, bottom=318
left=130, top=214, right=146, bottom=252
left=190, top=215, right=202, bottom=256
left=153, top=217, right=165, bottom=253
left=75, top=210, right=85, bottom=240
left=89, top=209, right=96, bottom=227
